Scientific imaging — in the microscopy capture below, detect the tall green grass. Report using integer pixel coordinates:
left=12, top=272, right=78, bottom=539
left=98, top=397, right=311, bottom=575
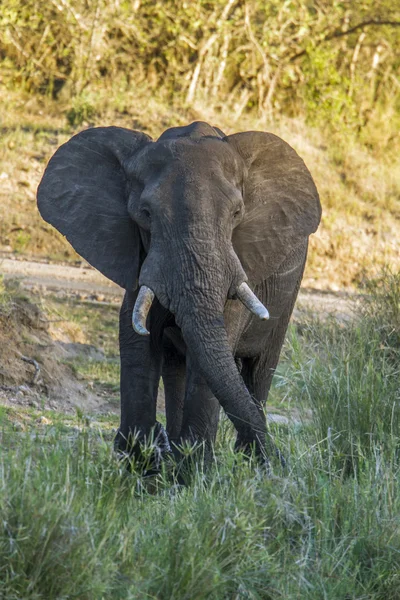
left=286, top=269, right=400, bottom=474
left=1, top=271, right=399, bottom=599
left=1, top=420, right=400, bottom=598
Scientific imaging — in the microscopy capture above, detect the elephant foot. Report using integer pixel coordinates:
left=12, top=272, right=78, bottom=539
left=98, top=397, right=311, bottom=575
left=114, top=422, right=172, bottom=475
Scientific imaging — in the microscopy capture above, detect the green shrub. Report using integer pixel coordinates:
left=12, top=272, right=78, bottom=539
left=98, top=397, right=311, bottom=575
left=301, top=45, right=358, bottom=130
left=1, top=0, right=400, bottom=147
left=66, top=95, right=97, bottom=127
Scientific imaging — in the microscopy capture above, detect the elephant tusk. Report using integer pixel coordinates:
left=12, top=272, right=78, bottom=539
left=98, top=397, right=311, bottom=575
left=132, top=286, right=155, bottom=335
left=235, top=282, right=269, bottom=320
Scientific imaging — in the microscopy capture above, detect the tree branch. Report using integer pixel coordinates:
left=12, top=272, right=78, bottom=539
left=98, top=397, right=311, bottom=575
left=289, top=20, right=400, bottom=63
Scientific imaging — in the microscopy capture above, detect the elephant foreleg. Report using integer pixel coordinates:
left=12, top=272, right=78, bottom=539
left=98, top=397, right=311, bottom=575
left=162, top=335, right=186, bottom=443
left=115, top=290, right=163, bottom=455
left=240, top=333, right=282, bottom=409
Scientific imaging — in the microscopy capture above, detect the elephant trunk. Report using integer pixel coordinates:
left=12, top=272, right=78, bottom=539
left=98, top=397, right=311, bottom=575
left=176, top=296, right=267, bottom=453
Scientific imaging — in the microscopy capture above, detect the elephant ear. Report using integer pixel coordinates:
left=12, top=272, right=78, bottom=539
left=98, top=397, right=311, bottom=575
left=37, top=126, right=151, bottom=290
left=228, top=131, right=321, bottom=285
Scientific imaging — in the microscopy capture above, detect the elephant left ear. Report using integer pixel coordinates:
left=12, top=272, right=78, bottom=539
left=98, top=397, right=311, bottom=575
left=227, top=131, right=321, bottom=285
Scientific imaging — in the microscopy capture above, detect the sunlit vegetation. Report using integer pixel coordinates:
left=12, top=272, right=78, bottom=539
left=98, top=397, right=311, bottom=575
left=2, top=1, right=400, bottom=133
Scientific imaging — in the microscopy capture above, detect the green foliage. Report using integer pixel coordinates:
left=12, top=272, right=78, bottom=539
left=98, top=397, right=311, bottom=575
left=1, top=0, right=400, bottom=144
left=66, top=94, right=97, bottom=127
left=13, top=230, right=31, bottom=253
left=301, top=45, right=358, bottom=129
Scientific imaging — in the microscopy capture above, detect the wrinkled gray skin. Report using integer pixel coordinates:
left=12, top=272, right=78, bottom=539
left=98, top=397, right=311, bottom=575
left=37, top=121, right=321, bottom=463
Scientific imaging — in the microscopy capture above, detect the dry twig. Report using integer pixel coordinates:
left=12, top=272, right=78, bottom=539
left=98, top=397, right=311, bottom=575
left=16, top=352, right=41, bottom=385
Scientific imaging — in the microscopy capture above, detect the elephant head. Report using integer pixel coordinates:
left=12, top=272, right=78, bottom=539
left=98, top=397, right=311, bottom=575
left=37, top=121, right=320, bottom=449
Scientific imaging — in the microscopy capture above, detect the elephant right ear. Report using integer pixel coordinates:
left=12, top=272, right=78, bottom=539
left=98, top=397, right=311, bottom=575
left=37, top=126, right=151, bottom=290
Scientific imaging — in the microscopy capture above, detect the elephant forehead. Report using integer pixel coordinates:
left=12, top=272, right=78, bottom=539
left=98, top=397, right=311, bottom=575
left=128, top=137, right=244, bottom=185
left=176, top=138, right=244, bottom=178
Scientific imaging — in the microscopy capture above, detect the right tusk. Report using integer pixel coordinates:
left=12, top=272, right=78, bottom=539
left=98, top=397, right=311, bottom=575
left=235, top=282, right=270, bottom=320
left=132, top=286, right=155, bottom=335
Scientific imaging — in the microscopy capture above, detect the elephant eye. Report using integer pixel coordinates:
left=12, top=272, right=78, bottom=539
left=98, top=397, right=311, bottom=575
left=141, top=208, right=151, bottom=220
left=233, top=209, right=241, bottom=218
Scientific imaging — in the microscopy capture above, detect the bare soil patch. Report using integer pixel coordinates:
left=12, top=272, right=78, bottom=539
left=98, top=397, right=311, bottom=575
left=0, top=291, right=118, bottom=415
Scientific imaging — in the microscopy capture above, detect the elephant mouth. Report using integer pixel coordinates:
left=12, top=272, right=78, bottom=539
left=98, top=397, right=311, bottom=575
left=132, top=282, right=269, bottom=336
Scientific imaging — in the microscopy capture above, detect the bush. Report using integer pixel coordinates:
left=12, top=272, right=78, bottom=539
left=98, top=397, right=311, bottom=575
left=1, top=0, right=400, bottom=143
left=66, top=94, right=97, bottom=127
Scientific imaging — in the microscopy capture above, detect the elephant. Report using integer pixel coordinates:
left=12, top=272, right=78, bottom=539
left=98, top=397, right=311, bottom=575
left=37, top=121, right=321, bottom=467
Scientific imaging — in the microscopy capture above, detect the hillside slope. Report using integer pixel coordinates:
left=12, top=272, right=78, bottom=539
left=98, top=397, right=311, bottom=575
left=1, top=88, right=398, bottom=290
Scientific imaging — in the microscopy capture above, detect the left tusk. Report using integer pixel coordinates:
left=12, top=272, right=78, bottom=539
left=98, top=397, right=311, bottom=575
left=235, top=282, right=269, bottom=320
left=132, top=286, right=155, bottom=335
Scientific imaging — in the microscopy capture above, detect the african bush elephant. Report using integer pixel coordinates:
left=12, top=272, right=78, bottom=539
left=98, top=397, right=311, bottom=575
left=37, top=121, right=321, bottom=465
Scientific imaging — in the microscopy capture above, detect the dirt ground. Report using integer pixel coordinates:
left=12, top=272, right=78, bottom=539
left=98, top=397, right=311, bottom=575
left=0, top=292, right=120, bottom=415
